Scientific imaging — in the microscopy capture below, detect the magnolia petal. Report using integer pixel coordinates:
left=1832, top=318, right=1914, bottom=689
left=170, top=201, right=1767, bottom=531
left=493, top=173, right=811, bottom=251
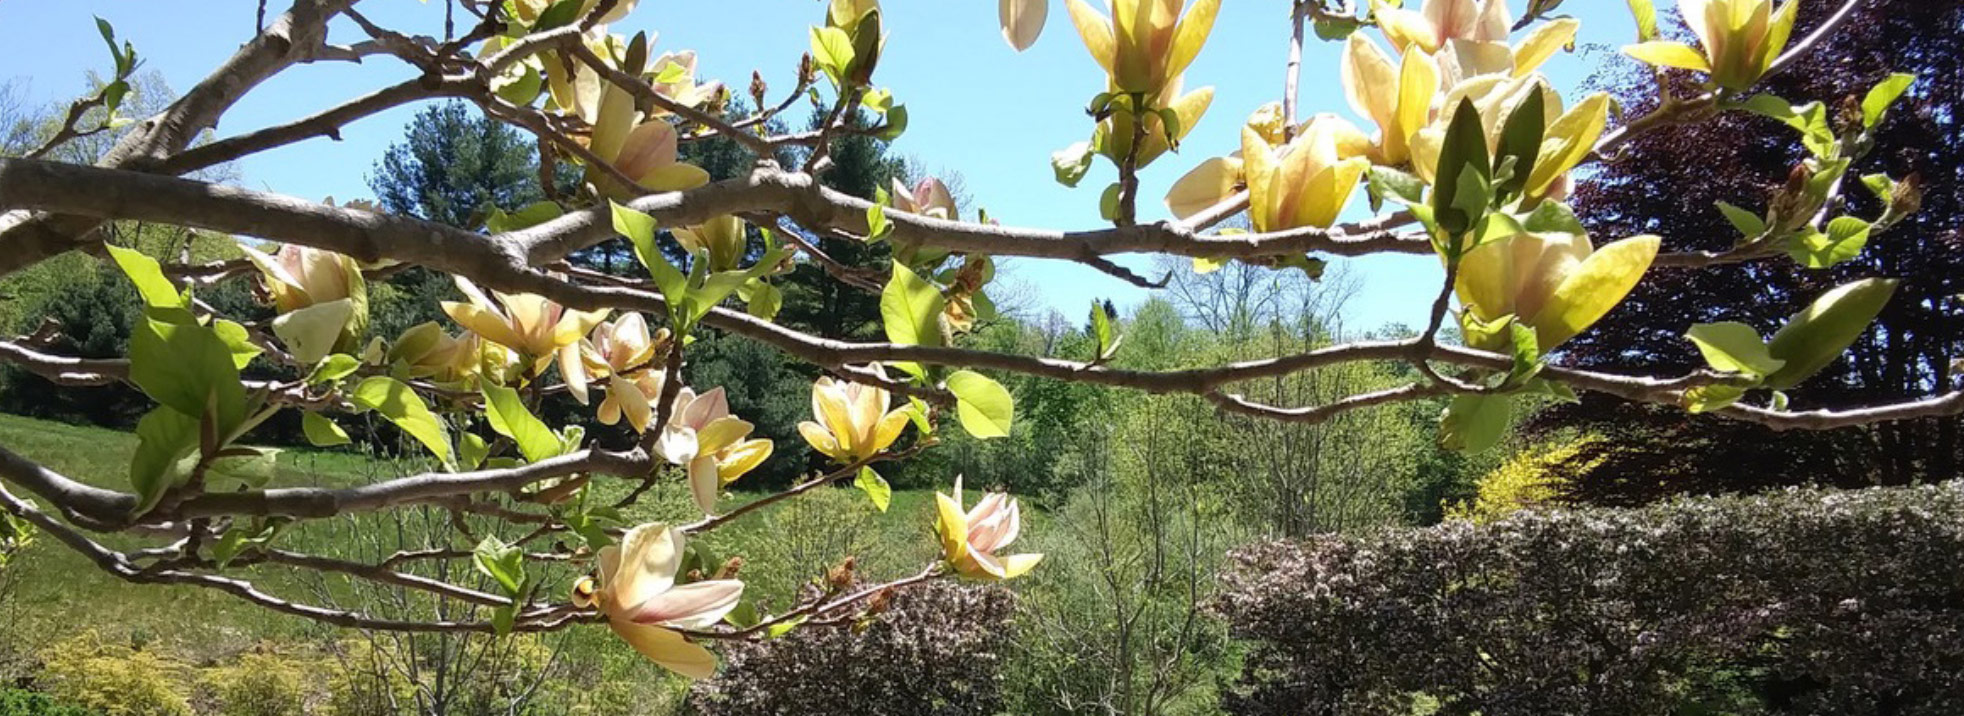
left=1533, top=235, right=1661, bottom=350
left=1166, top=0, right=1220, bottom=80
left=797, top=421, right=844, bottom=461
left=999, top=552, right=1044, bottom=579
left=868, top=409, right=910, bottom=457
left=611, top=524, right=683, bottom=613
left=965, top=547, right=1007, bottom=579
left=607, top=620, right=719, bottom=679
left=1526, top=93, right=1610, bottom=198
left=813, top=382, right=860, bottom=457
left=687, top=455, right=721, bottom=515
left=1376, top=7, right=1438, bottom=53
left=641, top=163, right=712, bottom=193
left=934, top=491, right=969, bottom=563
left=1341, top=35, right=1397, bottom=131
left=1064, top=0, right=1117, bottom=76
left=695, top=416, right=755, bottom=454
left=657, top=425, right=699, bottom=465
left=1623, top=41, right=1711, bottom=72
left=598, top=394, right=623, bottom=425
left=627, top=579, right=745, bottom=630
left=608, top=374, right=653, bottom=433
left=1454, top=234, right=1522, bottom=324
left=999, top=0, right=1047, bottom=51
left=717, top=439, right=773, bottom=484
left=1393, top=46, right=1439, bottom=161
left=440, top=302, right=528, bottom=355
left=1241, top=126, right=1280, bottom=232
left=1513, top=18, right=1579, bottom=77
left=1165, top=156, right=1244, bottom=220
left=561, top=342, right=591, bottom=405
left=272, top=299, right=355, bottom=366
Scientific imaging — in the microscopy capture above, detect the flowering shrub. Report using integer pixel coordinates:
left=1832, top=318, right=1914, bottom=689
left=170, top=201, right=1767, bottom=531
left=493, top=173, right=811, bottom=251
left=691, top=581, right=1015, bottom=716
left=1219, top=483, right=1964, bottom=715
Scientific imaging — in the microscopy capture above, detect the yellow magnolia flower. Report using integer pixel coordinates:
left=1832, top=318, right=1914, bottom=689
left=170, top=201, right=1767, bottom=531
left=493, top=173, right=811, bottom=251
left=1093, top=78, right=1214, bottom=168
left=1341, top=35, right=1440, bottom=166
left=1407, top=75, right=1610, bottom=202
left=385, top=322, right=467, bottom=380
left=1455, top=231, right=1661, bottom=351
left=1624, top=0, right=1799, bottom=91
left=797, top=370, right=910, bottom=464
left=240, top=242, right=369, bottom=360
left=672, top=216, right=748, bottom=273
left=1242, top=114, right=1375, bottom=233
left=655, top=387, right=773, bottom=514
left=934, top=476, right=1042, bottom=581
left=571, top=36, right=714, bottom=198
left=1373, top=0, right=1510, bottom=55
left=441, top=276, right=607, bottom=377
left=1001, top=0, right=1048, bottom=51
left=511, top=0, right=638, bottom=26
left=572, top=523, right=741, bottom=679
left=564, top=313, right=673, bottom=429
left=890, top=177, right=958, bottom=220
left=1064, top=0, right=1220, bottom=97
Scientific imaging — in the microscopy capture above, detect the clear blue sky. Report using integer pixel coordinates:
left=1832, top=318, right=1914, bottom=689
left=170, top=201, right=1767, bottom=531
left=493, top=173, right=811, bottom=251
left=0, top=0, right=1640, bottom=331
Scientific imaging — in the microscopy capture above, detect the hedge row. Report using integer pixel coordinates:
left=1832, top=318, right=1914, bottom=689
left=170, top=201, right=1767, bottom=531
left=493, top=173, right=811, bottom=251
left=1218, top=483, right=1964, bottom=715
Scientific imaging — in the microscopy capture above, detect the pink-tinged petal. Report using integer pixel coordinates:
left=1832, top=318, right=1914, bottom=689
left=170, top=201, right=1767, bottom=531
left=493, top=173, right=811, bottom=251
left=656, top=425, right=699, bottom=466
left=561, top=342, right=592, bottom=405
left=607, top=620, right=719, bottom=679
left=608, top=374, right=653, bottom=433
left=964, top=546, right=1008, bottom=579
left=596, top=543, right=623, bottom=591
left=687, top=455, right=721, bottom=515
left=615, top=120, right=680, bottom=180
left=689, top=387, right=732, bottom=426
left=626, top=579, right=746, bottom=629
left=609, top=523, right=682, bottom=614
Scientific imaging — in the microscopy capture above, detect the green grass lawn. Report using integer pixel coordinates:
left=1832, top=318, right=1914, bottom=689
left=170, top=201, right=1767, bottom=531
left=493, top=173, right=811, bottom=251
left=0, top=412, right=946, bottom=668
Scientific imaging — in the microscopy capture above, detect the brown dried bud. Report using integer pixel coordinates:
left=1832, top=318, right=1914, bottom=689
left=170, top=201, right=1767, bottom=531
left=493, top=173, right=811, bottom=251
left=715, top=556, right=745, bottom=581
left=864, top=587, right=894, bottom=616
left=1893, top=172, right=1925, bottom=218
left=1767, top=163, right=1820, bottom=233
left=749, top=71, right=769, bottom=110
left=1836, top=94, right=1863, bottom=135
left=798, top=53, right=817, bottom=86
left=826, top=556, right=857, bottom=591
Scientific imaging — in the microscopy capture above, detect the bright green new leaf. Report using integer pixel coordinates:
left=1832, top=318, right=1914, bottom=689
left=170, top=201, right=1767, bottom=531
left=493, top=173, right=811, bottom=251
left=212, top=518, right=284, bottom=568
left=271, top=299, right=354, bottom=366
left=855, top=466, right=892, bottom=512
left=472, top=536, right=526, bottom=596
left=209, top=446, right=281, bottom=488
left=1433, top=99, right=1493, bottom=237
left=1192, top=256, right=1228, bottom=274
left=482, top=384, right=561, bottom=463
left=458, top=432, right=490, bottom=471
left=1715, top=201, right=1768, bottom=239
left=745, top=279, right=783, bottom=320
left=104, top=244, right=188, bottom=314
left=1788, top=216, right=1871, bottom=269
left=688, top=246, right=795, bottom=324
left=485, top=200, right=564, bottom=233
left=810, top=26, right=855, bottom=82
left=1089, top=301, right=1120, bottom=360
left=1686, top=322, right=1785, bottom=377
left=1368, top=166, right=1426, bottom=208
left=1051, top=141, right=1094, bottom=188
left=129, top=315, right=247, bottom=438
left=308, top=354, right=362, bottom=385
left=881, top=261, right=944, bottom=358
left=1862, top=73, right=1915, bottom=129
left=1098, top=183, right=1123, bottom=222
left=1741, top=96, right=1836, bottom=158
left=1440, top=393, right=1513, bottom=453
left=301, top=412, right=351, bottom=447
left=1764, top=278, right=1898, bottom=389
left=1522, top=201, right=1586, bottom=235
left=946, top=369, right=1014, bottom=439
left=212, top=320, right=261, bottom=370
left=351, top=376, right=452, bottom=465
left=612, top=201, right=685, bottom=304
left=865, top=202, right=892, bottom=241
left=1682, top=383, right=1748, bottom=413
left=129, top=406, right=199, bottom=514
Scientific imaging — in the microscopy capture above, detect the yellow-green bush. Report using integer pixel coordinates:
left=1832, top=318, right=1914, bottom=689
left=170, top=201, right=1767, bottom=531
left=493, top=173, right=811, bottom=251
left=36, top=630, right=192, bottom=716
left=1447, top=432, right=1607, bottom=522
left=203, top=650, right=305, bottom=716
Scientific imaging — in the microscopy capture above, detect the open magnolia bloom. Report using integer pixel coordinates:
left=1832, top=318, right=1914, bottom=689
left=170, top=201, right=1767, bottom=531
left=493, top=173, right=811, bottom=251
left=672, top=216, right=748, bottom=273
left=1455, top=231, right=1661, bottom=352
left=1342, top=36, right=1441, bottom=166
left=240, top=242, right=369, bottom=362
left=1625, top=0, right=1798, bottom=91
left=441, top=276, right=608, bottom=376
left=1000, top=0, right=1048, bottom=51
left=1242, top=114, right=1375, bottom=233
left=1064, top=0, right=1220, bottom=97
left=1409, top=75, right=1610, bottom=203
left=572, top=523, right=741, bottom=679
left=934, top=476, right=1042, bottom=581
left=890, top=177, right=958, bottom=220
left=563, top=313, right=673, bottom=429
left=655, top=387, right=772, bottom=514
left=798, top=369, right=911, bottom=464
left=1093, top=77, right=1214, bottom=168
left=1373, top=0, right=1510, bottom=56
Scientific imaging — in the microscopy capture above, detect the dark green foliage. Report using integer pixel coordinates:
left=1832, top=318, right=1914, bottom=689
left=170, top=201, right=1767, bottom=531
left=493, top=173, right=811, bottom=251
left=1219, top=483, right=1964, bottom=715
left=691, top=581, right=1015, bottom=716
left=0, top=687, right=103, bottom=716
left=370, top=102, right=550, bottom=229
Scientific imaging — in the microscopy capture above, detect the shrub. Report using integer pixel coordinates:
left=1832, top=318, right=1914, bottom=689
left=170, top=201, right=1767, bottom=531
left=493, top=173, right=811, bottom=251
left=1218, top=483, right=1964, bottom=715
left=203, top=650, right=305, bottom=716
left=34, top=630, right=193, bottom=716
left=1445, top=430, right=1606, bottom=522
left=690, top=581, right=1015, bottom=716
left=0, top=687, right=101, bottom=716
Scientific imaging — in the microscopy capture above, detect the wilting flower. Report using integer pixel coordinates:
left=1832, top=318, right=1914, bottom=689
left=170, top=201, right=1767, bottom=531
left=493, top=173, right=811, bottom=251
left=655, top=387, right=773, bottom=514
left=1341, top=36, right=1441, bottom=166
left=1241, top=114, right=1375, bottom=233
left=672, top=216, right=749, bottom=273
left=441, top=276, right=607, bottom=377
left=934, top=476, right=1042, bottom=581
left=1624, top=0, right=1799, bottom=91
left=797, top=370, right=910, bottom=464
left=1064, top=0, right=1220, bottom=97
left=1455, top=231, right=1660, bottom=352
left=572, top=523, right=741, bottom=679
left=1000, top=0, right=1048, bottom=51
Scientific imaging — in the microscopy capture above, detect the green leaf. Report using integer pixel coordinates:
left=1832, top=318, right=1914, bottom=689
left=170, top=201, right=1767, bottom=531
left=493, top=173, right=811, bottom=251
left=482, top=384, right=561, bottom=463
left=104, top=244, right=189, bottom=315
left=308, top=354, right=362, bottom=385
left=854, top=466, right=892, bottom=512
left=810, top=26, right=856, bottom=83
left=873, top=104, right=908, bottom=141
left=946, top=370, right=1014, bottom=439
left=725, top=601, right=761, bottom=629
left=1368, top=166, right=1427, bottom=208
left=745, top=279, right=783, bottom=320
left=485, top=200, right=564, bottom=233
left=880, top=261, right=944, bottom=367
left=1433, top=99, right=1493, bottom=238
left=1788, top=216, right=1871, bottom=268
left=301, top=412, right=351, bottom=447
left=351, top=376, right=452, bottom=465
left=1685, top=322, right=1784, bottom=377
left=1494, top=90, right=1546, bottom=200
left=1764, top=278, right=1898, bottom=389
left=212, top=320, right=262, bottom=370
left=129, top=316, right=246, bottom=438
left=1740, top=96, right=1836, bottom=158
left=1312, top=15, right=1362, bottom=40
left=865, top=202, right=892, bottom=241
left=129, top=406, right=199, bottom=514
left=1715, top=201, right=1767, bottom=239
left=1501, top=322, right=1543, bottom=387
left=473, top=536, right=526, bottom=596
left=1521, top=201, right=1586, bottom=235
left=490, top=605, right=516, bottom=637
left=458, top=432, right=490, bottom=471
left=1861, top=73, right=1915, bottom=129
left=1051, top=141, right=1094, bottom=188
left=1440, top=393, right=1513, bottom=453
left=1098, top=183, right=1123, bottom=222
left=1089, top=301, right=1120, bottom=360
left=208, top=446, right=281, bottom=489
left=532, top=0, right=583, bottom=29
left=212, top=518, right=285, bottom=567
left=271, top=299, right=354, bottom=366
left=1682, top=383, right=1748, bottom=413
left=688, top=246, right=796, bottom=323
left=765, top=615, right=807, bottom=639
left=612, top=201, right=685, bottom=305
